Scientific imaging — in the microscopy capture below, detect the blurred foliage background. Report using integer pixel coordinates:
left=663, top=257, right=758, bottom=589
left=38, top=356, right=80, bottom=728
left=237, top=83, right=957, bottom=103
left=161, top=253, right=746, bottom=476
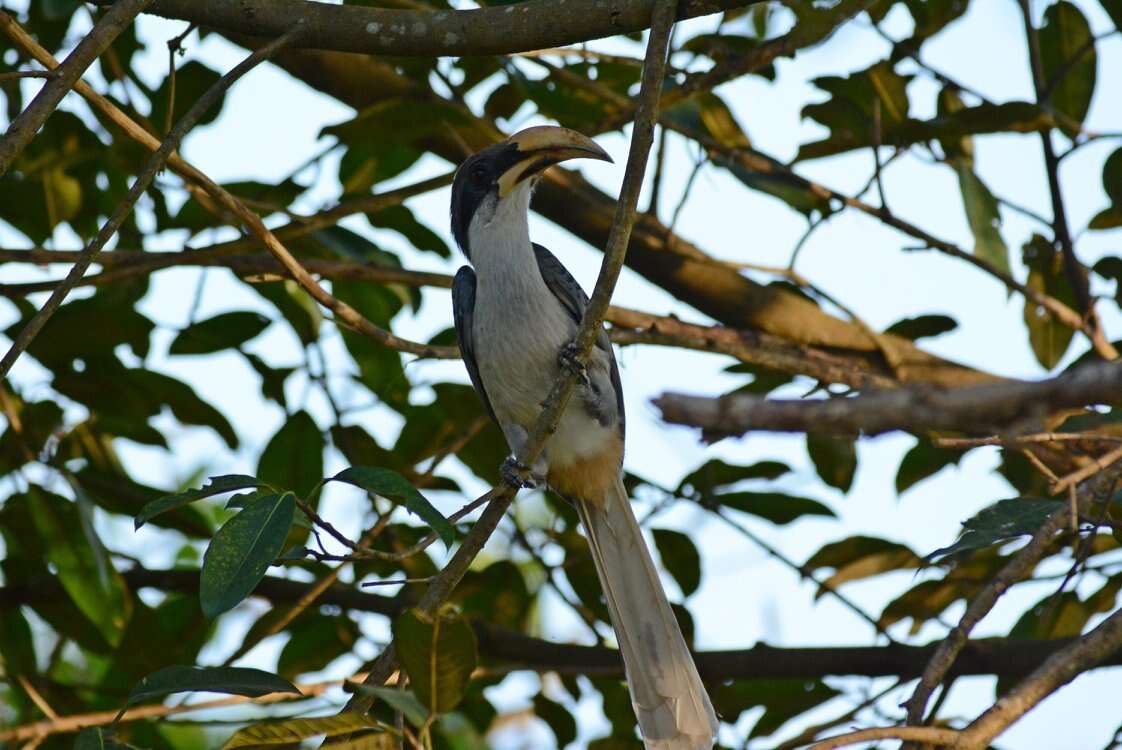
left=1, top=0, right=1121, bottom=748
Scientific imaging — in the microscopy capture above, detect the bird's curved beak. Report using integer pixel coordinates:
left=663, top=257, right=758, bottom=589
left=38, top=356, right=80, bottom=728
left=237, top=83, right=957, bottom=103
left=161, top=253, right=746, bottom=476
left=497, top=126, right=612, bottom=198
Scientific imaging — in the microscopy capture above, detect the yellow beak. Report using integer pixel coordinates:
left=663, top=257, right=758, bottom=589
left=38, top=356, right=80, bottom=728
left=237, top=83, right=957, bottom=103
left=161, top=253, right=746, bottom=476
left=497, top=126, right=612, bottom=197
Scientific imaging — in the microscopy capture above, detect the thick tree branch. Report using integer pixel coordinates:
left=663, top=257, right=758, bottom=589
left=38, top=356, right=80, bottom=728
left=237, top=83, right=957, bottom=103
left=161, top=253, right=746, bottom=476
left=5, top=568, right=1122, bottom=682
left=134, top=0, right=749, bottom=56
left=0, top=1, right=151, bottom=177
left=0, top=24, right=302, bottom=378
left=654, top=361, right=1122, bottom=438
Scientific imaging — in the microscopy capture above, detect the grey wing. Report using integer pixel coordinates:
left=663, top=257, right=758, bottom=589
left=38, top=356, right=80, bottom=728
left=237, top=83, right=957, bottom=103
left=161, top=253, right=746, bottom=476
left=532, top=243, right=626, bottom=437
left=452, top=266, right=499, bottom=425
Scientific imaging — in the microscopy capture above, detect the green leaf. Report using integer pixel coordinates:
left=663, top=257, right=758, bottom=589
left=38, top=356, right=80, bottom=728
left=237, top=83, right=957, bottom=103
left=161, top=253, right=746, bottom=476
left=716, top=491, right=834, bottom=524
left=927, top=497, right=1062, bottom=562
left=884, top=314, right=958, bottom=341
left=951, top=160, right=1010, bottom=275
left=0, top=607, right=37, bottom=675
left=800, top=98, right=1056, bottom=161
left=6, top=286, right=154, bottom=370
left=663, top=91, right=751, bottom=150
left=1100, top=0, right=1122, bottom=30
left=199, top=492, right=296, bottom=618
left=652, top=529, right=702, bottom=597
left=367, top=204, right=450, bottom=258
left=1090, top=207, right=1122, bottom=230
left=276, top=613, right=358, bottom=680
left=51, top=360, right=239, bottom=448
left=29, top=488, right=130, bottom=647
left=804, top=535, right=922, bottom=595
left=896, top=441, right=960, bottom=494
left=135, top=474, right=267, bottom=529
left=221, top=714, right=383, bottom=749
left=242, top=352, right=293, bottom=409
left=351, top=685, right=430, bottom=727
left=172, top=180, right=305, bottom=233
left=1039, top=1, right=1096, bottom=131
left=797, top=60, right=911, bottom=161
left=677, top=458, right=790, bottom=495
left=1094, top=255, right=1122, bottom=306
left=1091, top=148, right=1122, bottom=232
left=1022, top=234, right=1078, bottom=369
left=257, top=412, right=324, bottom=498
left=150, top=61, right=225, bottom=131
left=534, top=693, right=578, bottom=748
left=127, top=666, right=299, bottom=706
left=710, top=678, right=839, bottom=736
left=806, top=434, right=857, bottom=492
left=251, top=279, right=322, bottom=345
left=393, top=607, right=478, bottom=715
left=169, top=311, right=271, bottom=355
left=455, top=560, right=531, bottom=631
left=332, top=466, right=454, bottom=547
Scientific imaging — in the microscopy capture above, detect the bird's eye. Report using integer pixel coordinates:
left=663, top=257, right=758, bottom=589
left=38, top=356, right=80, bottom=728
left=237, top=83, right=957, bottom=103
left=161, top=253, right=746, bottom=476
left=470, top=164, right=488, bottom=184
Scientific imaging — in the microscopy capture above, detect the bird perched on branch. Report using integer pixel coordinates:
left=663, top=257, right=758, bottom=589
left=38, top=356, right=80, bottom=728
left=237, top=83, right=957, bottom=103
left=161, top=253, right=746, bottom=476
left=450, top=125, right=718, bottom=750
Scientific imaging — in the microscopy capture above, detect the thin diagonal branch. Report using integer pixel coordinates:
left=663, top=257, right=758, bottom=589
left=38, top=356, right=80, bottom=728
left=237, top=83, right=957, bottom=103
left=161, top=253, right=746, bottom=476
left=0, top=0, right=152, bottom=176
left=952, top=605, right=1122, bottom=750
left=904, top=468, right=1120, bottom=730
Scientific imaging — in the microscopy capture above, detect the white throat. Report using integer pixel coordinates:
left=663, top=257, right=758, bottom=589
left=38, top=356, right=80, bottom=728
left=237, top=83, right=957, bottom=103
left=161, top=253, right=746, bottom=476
left=468, top=181, right=538, bottom=284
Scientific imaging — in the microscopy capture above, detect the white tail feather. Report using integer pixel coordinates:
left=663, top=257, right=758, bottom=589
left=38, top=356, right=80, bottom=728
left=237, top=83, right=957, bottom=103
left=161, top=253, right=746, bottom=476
left=575, top=477, right=718, bottom=750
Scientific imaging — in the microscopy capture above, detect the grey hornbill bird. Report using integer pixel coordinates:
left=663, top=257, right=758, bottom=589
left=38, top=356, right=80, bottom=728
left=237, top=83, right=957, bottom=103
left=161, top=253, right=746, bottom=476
left=450, top=125, right=718, bottom=750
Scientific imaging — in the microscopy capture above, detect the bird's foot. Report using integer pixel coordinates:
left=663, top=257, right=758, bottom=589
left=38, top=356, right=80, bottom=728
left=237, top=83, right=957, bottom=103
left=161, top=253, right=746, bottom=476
left=501, top=456, right=539, bottom=490
left=557, top=341, right=590, bottom=386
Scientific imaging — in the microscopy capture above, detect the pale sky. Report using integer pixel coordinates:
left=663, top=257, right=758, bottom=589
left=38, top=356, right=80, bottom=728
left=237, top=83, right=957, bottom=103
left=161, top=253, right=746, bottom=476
left=2, top=0, right=1121, bottom=747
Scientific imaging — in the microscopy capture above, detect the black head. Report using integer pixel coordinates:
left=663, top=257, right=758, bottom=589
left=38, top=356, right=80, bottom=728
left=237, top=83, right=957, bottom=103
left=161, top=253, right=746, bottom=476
left=449, top=126, right=611, bottom=260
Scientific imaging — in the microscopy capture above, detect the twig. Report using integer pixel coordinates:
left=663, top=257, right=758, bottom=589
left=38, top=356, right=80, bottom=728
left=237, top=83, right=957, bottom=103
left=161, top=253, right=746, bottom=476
left=654, top=361, right=1122, bottom=438
left=0, top=1, right=152, bottom=176
left=1022, top=447, right=1061, bottom=485
left=342, top=0, right=676, bottom=716
left=0, top=672, right=357, bottom=743
left=15, top=677, right=59, bottom=720
left=0, top=70, right=56, bottom=82
left=774, top=679, right=903, bottom=750
left=0, top=25, right=304, bottom=379
left=1050, top=444, right=1122, bottom=496
left=934, top=433, right=1122, bottom=449
left=805, top=726, right=960, bottom=750
left=951, top=606, right=1122, bottom=749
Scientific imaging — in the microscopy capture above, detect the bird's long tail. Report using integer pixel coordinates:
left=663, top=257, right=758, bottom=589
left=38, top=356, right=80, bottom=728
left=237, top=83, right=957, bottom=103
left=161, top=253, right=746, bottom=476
left=575, top=475, right=718, bottom=750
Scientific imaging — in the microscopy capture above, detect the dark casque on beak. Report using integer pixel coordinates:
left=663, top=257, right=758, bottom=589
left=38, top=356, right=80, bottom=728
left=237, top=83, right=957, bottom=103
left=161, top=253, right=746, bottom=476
left=497, top=125, right=612, bottom=197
